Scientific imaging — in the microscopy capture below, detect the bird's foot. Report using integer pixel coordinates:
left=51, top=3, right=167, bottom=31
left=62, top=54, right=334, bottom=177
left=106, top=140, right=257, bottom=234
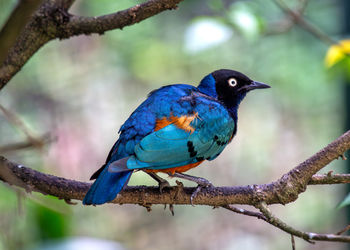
left=146, top=172, right=171, bottom=193
left=169, top=172, right=212, bottom=186
left=190, top=181, right=213, bottom=206
left=168, top=172, right=213, bottom=206
left=158, top=179, right=171, bottom=193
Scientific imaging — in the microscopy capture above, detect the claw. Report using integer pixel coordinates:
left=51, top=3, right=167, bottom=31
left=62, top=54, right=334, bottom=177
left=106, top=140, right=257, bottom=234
left=193, top=177, right=213, bottom=187
left=168, top=172, right=214, bottom=205
left=169, top=204, right=175, bottom=216
left=190, top=182, right=213, bottom=206
left=159, top=179, right=171, bottom=193
left=190, top=186, right=201, bottom=206
left=146, top=172, right=170, bottom=193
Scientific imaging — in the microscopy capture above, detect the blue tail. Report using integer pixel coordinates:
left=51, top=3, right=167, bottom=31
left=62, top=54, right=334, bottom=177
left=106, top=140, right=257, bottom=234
left=83, top=165, right=132, bottom=205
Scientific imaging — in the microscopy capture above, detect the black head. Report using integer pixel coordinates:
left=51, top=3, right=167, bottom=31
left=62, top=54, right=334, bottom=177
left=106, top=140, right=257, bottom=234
left=198, top=69, right=270, bottom=106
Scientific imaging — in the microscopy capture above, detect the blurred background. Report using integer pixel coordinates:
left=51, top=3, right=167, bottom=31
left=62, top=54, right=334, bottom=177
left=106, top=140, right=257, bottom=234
left=0, top=0, right=349, bottom=249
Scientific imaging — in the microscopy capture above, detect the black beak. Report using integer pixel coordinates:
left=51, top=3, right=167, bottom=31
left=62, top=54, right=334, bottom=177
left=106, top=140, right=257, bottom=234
left=239, top=81, right=271, bottom=92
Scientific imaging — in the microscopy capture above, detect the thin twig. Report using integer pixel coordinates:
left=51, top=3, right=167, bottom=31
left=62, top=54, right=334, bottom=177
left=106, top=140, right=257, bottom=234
left=272, top=0, right=338, bottom=45
left=309, top=173, right=350, bottom=185
left=0, top=133, right=52, bottom=153
left=222, top=204, right=267, bottom=221
left=256, top=202, right=350, bottom=243
left=336, top=224, right=350, bottom=235
left=256, top=202, right=314, bottom=244
left=0, top=104, right=45, bottom=150
left=266, top=0, right=308, bottom=35
left=291, top=234, right=296, bottom=250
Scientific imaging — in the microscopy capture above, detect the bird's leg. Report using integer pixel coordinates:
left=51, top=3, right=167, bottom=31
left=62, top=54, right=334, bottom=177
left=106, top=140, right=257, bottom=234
left=169, top=172, right=214, bottom=205
left=146, top=172, right=170, bottom=193
left=170, top=172, right=213, bottom=187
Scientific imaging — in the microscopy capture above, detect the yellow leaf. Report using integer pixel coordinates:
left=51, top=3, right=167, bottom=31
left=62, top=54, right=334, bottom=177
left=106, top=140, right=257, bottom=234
left=325, top=39, right=350, bottom=68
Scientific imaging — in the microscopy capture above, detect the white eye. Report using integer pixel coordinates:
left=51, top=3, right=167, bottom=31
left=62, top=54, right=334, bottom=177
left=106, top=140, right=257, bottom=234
left=228, top=78, right=237, bottom=87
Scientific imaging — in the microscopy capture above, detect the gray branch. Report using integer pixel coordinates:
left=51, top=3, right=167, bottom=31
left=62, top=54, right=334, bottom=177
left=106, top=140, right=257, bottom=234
left=0, top=0, right=184, bottom=90
left=1, top=130, right=349, bottom=207
left=1, top=131, right=350, bottom=244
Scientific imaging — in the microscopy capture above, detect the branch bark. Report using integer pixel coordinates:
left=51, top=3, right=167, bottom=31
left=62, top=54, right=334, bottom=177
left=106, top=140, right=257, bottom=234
left=60, top=0, right=182, bottom=38
left=256, top=202, right=350, bottom=243
left=272, top=0, right=338, bottom=45
left=1, top=0, right=348, bottom=245
left=0, top=0, right=43, bottom=65
left=0, top=0, right=184, bottom=91
left=0, top=133, right=52, bottom=153
left=309, top=173, right=350, bottom=185
left=1, top=131, right=349, bottom=244
left=1, top=130, right=349, bottom=207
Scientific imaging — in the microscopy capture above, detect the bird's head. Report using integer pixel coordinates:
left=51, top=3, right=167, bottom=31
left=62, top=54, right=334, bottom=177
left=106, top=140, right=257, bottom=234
left=198, top=69, right=270, bottom=106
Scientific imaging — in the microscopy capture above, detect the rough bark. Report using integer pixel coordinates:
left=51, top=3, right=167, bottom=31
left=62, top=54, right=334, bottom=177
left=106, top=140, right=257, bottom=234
left=0, top=0, right=184, bottom=90
left=0, top=0, right=43, bottom=65
left=1, top=130, right=349, bottom=206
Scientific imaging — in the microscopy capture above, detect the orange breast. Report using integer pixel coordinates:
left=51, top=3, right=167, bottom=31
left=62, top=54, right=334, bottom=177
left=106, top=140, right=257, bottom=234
left=155, top=113, right=198, bottom=133
left=149, top=113, right=203, bottom=174
left=145, top=161, right=204, bottom=175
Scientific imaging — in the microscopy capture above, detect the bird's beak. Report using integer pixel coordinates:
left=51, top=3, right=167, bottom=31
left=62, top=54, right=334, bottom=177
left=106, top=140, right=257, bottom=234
left=240, top=81, right=271, bottom=92
left=252, top=81, right=270, bottom=89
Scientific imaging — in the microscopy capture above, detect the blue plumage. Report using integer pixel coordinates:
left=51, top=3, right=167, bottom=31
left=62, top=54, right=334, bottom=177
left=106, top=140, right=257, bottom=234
left=83, top=69, right=270, bottom=205
left=83, top=167, right=132, bottom=205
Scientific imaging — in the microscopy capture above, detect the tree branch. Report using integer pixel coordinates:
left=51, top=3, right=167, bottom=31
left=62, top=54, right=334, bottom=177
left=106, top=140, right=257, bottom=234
left=0, top=103, right=46, bottom=149
left=272, top=0, right=338, bottom=45
left=0, top=0, right=184, bottom=91
left=222, top=204, right=267, bottom=221
left=0, top=133, right=52, bottom=153
left=0, top=130, right=349, bottom=207
left=309, top=173, right=350, bottom=185
left=265, top=0, right=308, bottom=35
left=60, top=0, right=182, bottom=38
left=0, top=0, right=43, bottom=65
left=1, top=130, right=350, bottom=244
left=256, top=202, right=350, bottom=243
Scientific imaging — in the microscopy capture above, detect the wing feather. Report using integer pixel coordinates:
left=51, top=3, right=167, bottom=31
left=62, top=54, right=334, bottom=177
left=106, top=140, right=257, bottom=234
left=126, top=99, right=235, bottom=170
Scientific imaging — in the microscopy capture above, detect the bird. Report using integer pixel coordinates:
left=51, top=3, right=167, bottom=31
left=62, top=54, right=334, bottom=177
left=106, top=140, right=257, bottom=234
left=83, top=69, right=270, bottom=205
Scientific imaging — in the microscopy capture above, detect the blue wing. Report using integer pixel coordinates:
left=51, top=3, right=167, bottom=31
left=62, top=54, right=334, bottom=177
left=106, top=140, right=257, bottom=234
left=85, top=84, right=235, bottom=204
left=106, top=84, right=198, bottom=161
left=84, top=84, right=198, bottom=205
left=109, top=94, right=236, bottom=172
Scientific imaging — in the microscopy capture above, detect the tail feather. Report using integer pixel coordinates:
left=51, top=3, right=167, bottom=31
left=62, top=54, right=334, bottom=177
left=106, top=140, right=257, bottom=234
left=108, top=157, right=131, bottom=173
left=89, top=164, right=106, bottom=180
left=83, top=165, right=132, bottom=205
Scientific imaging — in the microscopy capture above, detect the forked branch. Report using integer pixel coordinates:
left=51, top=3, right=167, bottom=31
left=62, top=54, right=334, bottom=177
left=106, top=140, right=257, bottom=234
left=0, top=130, right=350, bottom=244
left=0, top=0, right=184, bottom=90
